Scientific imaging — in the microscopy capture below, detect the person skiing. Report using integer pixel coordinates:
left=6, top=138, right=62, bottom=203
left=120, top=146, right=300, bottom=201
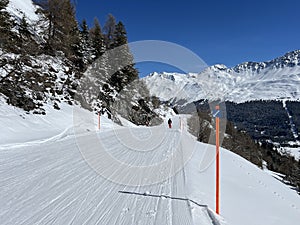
left=168, top=118, right=172, bottom=128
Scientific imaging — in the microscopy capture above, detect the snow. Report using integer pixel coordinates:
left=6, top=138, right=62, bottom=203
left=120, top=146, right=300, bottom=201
left=7, top=0, right=39, bottom=23
left=0, top=102, right=299, bottom=225
left=0, top=98, right=73, bottom=146
left=144, top=63, right=300, bottom=103
left=282, top=146, right=300, bottom=160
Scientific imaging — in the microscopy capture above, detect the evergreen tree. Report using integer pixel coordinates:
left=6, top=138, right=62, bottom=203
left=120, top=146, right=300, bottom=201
left=109, top=22, right=138, bottom=92
left=89, top=18, right=105, bottom=59
left=103, top=14, right=116, bottom=48
left=17, top=15, right=39, bottom=55
left=79, top=19, right=93, bottom=64
left=43, top=0, right=81, bottom=60
left=80, top=19, right=89, bottom=41
left=112, top=22, right=127, bottom=47
left=19, top=16, right=31, bottom=37
left=0, top=0, right=15, bottom=50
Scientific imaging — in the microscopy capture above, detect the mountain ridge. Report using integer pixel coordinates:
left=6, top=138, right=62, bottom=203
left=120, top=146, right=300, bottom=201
left=144, top=50, right=300, bottom=103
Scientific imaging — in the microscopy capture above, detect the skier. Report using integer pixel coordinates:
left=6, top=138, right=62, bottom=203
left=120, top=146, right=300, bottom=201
left=168, top=118, right=172, bottom=128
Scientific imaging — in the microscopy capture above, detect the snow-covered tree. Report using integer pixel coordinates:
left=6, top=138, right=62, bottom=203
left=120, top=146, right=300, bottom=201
left=0, top=0, right=15, bottom=50
left=89, top=18, right=105, bottom=59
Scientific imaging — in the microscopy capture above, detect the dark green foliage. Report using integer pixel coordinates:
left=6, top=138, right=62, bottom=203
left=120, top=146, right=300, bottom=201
left=103, top=14, right=116, bottom=48
left=0, top=0, right=16, bottom=51
left=188, top=111, right=211, bottom=143
left=89, top=18, right=105, bottom=58
left=19, top=16, right=30, bottom=37
left=80, top=19, right=89, bottom=39
left=0, top=79, right=36, bottom=111
left=151, top=96, right=161, bottom=109
left=223, top=120, right=263, bottom=167
left=42, top=0, right=81, bottom=61
left=261, top=142, right=300, bottom=193
left=108, top=21, right=138, bottom=92
left=111, top=22, right=127, bottom=47
left=286, top=101, right=300, bottom=141
left=226, top=100, right=293, bottom=143
left=17, top=16, right=40, bottom=55
left=78, top=19, right=92, bottom=65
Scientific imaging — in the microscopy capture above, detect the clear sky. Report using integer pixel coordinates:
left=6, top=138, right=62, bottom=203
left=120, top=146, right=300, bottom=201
left=75, top=0, right=300, bottom=76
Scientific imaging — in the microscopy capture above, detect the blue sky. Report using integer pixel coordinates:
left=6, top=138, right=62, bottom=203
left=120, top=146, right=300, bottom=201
left=75, top=0, right=300, bottom=76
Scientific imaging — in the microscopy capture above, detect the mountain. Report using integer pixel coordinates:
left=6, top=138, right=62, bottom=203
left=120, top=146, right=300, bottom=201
left=143, top=51, right=300, bottom=146
left=144, top=50, right=300, bottom=103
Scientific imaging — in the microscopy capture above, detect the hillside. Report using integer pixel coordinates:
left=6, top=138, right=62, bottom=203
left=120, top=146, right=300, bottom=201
left=0, top=0, right=160, bottom=125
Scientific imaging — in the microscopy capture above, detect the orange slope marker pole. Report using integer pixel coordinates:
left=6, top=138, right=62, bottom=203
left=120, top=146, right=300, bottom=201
left=180, top=117, right=182, bottom=131
left=98, top=112, right=100, bottom=130
left=215, top=105, right=220, bottom=215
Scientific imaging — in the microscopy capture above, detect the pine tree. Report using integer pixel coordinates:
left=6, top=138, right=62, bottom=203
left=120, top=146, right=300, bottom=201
left=17, top=15, right=40, bottom=55
left=103, top=14, right=116, bottom=48
left=112, top=22, right=127, bottom=47
left=89, top=18, right=105, bottom=59
left=42, top=0, right=81, bottom=59
left=109, top=21, right=138, bottom=92
left=80, top=19, right=89, bottom=41
left=19, top=16, right=31, bottom=37
left=79, top=19, right=93, bottom=64
left=0, top=0, right=15, bottom=50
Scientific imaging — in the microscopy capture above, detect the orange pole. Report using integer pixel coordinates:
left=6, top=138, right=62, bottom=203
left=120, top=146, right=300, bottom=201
left=98, top=112, right=100, bottom=130
left=180, top=117, right=182, bottom=131
left=216, top=105, right=220, bottom=214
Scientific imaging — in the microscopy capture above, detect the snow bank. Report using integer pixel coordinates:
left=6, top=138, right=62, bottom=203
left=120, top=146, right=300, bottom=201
left=7, top=0, right=39, bottom=22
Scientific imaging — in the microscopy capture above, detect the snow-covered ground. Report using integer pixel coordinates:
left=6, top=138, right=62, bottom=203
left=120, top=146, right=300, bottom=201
left=281, top=146, right=300, bottom=161
left=7, top=0, right=39, bottom=23
left=0, top=103, right=300, bottom=225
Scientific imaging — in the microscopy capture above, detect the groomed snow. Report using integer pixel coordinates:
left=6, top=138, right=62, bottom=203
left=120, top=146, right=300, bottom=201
left=0, top=103, right=299, bottom=225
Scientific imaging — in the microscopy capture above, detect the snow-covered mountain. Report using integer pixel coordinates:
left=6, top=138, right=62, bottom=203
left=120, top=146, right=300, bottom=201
left=144, top=50, right=300, bottom=103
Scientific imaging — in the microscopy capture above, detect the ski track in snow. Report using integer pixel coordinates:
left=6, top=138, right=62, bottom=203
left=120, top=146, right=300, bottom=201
left=1, top=114, right=300, bottom=225
left=0, top=117, right=214, bottom=225
left=283, top=100, right=299, bottom=139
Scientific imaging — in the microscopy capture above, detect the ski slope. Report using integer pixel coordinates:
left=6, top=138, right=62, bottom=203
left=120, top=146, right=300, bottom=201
left=0, top=105, right=300, bottom=225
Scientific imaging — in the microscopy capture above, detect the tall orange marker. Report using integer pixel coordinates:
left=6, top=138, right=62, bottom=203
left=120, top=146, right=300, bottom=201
left=180, top=117, right=182, bottom=131
left=98, top=112, right=100, bottom=130
left=215, top=105, right=220, bottom=214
